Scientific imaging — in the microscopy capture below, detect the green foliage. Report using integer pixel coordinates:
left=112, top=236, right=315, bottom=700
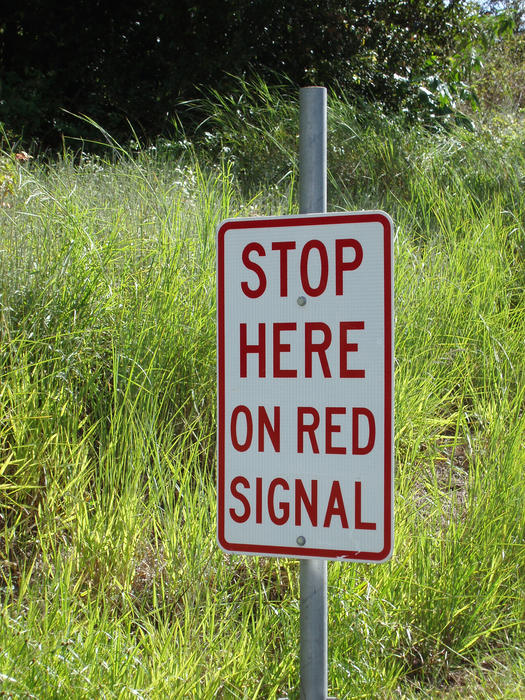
left=0, top=153, right=16, bottom=204
left=0, top=0, right=506, bottom=146
left=0, top=99, right=524, bottom=696
left=0, top=149, right=32, bottom=207
left=472, top=31, right=525, bottom=114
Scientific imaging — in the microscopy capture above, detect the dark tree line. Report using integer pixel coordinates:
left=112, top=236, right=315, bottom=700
left=0, top=1, right=491, bottom=146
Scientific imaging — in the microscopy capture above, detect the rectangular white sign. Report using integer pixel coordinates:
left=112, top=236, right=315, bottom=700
left=217, top=212, right=393, bottom=561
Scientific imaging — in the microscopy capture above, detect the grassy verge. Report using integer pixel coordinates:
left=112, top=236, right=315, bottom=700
left=0, top=90, right=524, bottom=698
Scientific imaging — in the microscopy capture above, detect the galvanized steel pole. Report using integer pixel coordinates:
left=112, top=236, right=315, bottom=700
left=299, top=87, right=327, bottom=215
left=299, top=86, right=329, bottom=700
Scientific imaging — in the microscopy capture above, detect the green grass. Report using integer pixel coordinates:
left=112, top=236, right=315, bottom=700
left=0, top=88, right=524, bottom=698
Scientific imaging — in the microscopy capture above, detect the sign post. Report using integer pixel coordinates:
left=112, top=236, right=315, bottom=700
left=298, top=86, right=329, bottom=700
left=216, top=88, right=393, bottom=699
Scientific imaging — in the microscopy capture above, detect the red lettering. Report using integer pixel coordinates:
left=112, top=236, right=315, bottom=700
left=241, top=243, right=266, bottom=298
left=355, top=481, right=376, bottom=530
left=258, top=406, right=281, bottom=452
left=273, top=323, right=297, bottom=378
left=230, top=405, right=253, bottom=452
left=271, top=241, right=296, bottom=297
left=229, top=476, right=251, bottom=523
left=305, top=322, right=332, bottom=378
left=325, top=407, right=346, bottom=454
left=268, top=478, right=290, bottom=525
left=228, top=478, right=377, bottom=532
left=340, top=321, right=365, bottom=378
left=335, top=239, right=363, bottom=295
left=323, top=481, right=349, bottom=528
left=300, top=240, right=328, bottom=297
left=256, top=477, right=263, bottom=524
left=295, top=479, right=318, bottom=526
left=297, top=407, right=320, bottom=453
left=240, top=323, right=266, bottom=378
left=352, top=407, right=376, bottom=455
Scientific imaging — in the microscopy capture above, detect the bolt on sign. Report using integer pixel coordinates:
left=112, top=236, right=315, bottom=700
left=216, top=211, right=393, bottom=561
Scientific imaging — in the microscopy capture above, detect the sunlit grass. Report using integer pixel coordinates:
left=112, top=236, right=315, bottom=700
left=0, top=89, right=523, bottom=697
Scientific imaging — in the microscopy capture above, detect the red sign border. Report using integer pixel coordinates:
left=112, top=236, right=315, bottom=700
left=217, top=212, right=393, bottom=562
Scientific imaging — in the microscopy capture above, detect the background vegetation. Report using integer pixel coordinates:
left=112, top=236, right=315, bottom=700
left=0, top=0, right=520, bottom=146
left=1, top=82, right=524, bottom=696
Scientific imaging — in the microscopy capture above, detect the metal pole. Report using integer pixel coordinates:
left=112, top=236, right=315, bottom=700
left=299, top=87, right=327, bottom=215
left=299, top=86, right=329, bottom=700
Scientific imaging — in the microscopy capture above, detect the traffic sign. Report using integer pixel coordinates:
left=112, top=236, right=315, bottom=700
left=216, top=211, right=393, bottom=561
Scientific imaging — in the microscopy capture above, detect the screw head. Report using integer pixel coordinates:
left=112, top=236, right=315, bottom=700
left=296, top=536, right=306, bottom=546
left=297, top=296, right=306, bottom=306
